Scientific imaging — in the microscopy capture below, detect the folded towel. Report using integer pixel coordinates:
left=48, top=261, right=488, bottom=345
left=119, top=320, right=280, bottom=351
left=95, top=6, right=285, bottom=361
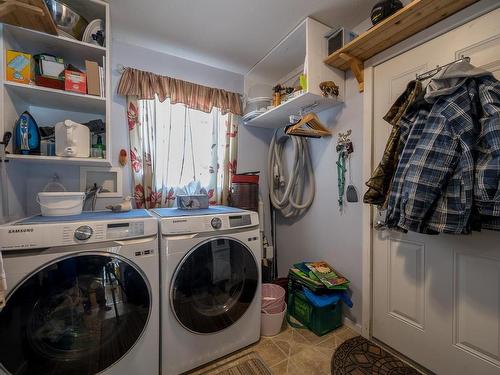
left=0, top=252, right=6, bottom=311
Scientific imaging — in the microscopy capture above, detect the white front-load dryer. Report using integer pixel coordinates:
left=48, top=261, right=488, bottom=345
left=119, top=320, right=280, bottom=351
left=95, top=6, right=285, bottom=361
left=0, top=210, right=159, bottom=375
left=152, top=207, right=261, bottom=375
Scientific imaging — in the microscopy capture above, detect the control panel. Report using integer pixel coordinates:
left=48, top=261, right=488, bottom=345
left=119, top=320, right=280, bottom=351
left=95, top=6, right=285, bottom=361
left=106, top=222, right=145, bottom=239
left=162, top=211, right=259, bottom=235
left=228, top=214, right=252, bottom=228
left=0, top=218, right=156, bottom=251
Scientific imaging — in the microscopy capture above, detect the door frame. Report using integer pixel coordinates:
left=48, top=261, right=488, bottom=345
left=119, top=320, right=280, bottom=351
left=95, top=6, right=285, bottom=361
left=360, top=0, right=500, bottom=339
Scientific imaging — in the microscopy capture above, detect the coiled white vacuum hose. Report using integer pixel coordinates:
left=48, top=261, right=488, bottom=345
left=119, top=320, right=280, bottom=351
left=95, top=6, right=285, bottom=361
left=268, top=130, right=315, bottom=218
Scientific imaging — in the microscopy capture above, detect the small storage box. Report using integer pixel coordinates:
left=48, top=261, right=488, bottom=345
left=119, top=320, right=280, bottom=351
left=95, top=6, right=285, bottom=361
left=65, top=70, right=87, bottom=93
left=177, top=194, right=209, bottom=209
left=6, top=50, right=33, bottom=84
left=287, top=277, right=343, bottom=336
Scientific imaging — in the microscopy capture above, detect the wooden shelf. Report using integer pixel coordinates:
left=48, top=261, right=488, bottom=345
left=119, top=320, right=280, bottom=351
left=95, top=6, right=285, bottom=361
left=244, top=91, right=341, bottom=128
left=5, top=81, right=106, bottom=114
left=0, top=0, right=57, bottom=36
left=324, top=0, right=479, bottom=91
left=3, top=24, right=106, bottom=65
left=6, top=154, right=111, bottom=166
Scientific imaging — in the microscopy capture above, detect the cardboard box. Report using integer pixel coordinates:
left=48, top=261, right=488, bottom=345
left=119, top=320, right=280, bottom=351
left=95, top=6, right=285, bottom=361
left=6, top=50, right=33, bottom=84
left=85, top=60, right=100, bottom=96
left=65, top=70, right=87, bottom=94
left=34, top=54, right=65, bottom=77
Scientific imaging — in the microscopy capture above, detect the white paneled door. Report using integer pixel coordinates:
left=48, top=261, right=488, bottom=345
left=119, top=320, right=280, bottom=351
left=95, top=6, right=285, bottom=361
left=372, top=9, right=500, bottom=375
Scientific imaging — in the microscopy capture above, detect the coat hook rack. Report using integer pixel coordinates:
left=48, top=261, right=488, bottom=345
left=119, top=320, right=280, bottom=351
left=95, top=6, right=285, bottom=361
left=337, top=130, right=352, bottom=147
left=416, top=55, right=470, bottom=81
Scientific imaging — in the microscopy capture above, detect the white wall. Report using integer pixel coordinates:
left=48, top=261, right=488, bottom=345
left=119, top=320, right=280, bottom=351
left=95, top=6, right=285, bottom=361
left=275, top=71, right=364, bottom=325
left=268, top=17, right=372, bottom=326
left=237, top=125, right=274, bottom=240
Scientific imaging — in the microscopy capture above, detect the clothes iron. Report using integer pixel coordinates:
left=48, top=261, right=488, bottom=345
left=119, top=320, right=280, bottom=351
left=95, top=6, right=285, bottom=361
left=14, top=111, right=40, bottom=155
left=55, top=120, right=90, bottom=158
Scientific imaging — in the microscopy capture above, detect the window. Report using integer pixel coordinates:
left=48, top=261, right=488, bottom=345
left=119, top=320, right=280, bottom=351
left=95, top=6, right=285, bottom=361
left=133, top=97, right=236, bottom=207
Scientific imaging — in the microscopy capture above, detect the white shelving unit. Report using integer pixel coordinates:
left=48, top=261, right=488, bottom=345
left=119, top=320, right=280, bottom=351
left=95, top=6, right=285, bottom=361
left=0, top=0, right=111, bottom=166
left=4, top=81, right=106, bottom=113
left=6, top=154, right=110, bottom=166
left=244, top=17, right=344, bottom=129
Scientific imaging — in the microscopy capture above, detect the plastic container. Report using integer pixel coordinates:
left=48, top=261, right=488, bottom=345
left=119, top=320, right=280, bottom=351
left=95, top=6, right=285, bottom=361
left=262, top=283, right=286, bottom=311
left=261, top=303, right=287, bottom=337
left=37, top=192, right=85, bottom=216
left=229, top=174, right=259, bottom=212
left=242, top=97, right=272, bottom=122
left=244, top=97, right=272, bottom=115
left=262, top=298, right=285, bottom=314
left=287, top=278, right=343, bottom=336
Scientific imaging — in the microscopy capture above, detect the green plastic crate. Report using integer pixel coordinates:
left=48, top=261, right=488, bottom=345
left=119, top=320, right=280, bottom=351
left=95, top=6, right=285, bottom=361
left=287, top=278, right=343, bottom=336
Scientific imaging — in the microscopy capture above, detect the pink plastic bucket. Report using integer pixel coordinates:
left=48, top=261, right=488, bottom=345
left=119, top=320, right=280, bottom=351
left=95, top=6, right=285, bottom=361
left=262, top=283, right=285, bottom=313
left=261, top=303, right=287, bottom=337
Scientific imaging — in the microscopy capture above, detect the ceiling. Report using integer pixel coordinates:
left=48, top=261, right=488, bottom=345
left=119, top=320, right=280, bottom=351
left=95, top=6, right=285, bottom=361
left=108, top=0, right=380, bottom=74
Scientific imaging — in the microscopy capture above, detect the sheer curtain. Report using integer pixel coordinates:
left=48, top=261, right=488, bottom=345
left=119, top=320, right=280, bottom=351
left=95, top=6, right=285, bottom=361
left=126, top=96, right=238, bottom=209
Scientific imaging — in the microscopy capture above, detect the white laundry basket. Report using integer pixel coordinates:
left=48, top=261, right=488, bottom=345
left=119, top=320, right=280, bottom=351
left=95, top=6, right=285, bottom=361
left=37, top=192, right=85, bottom=216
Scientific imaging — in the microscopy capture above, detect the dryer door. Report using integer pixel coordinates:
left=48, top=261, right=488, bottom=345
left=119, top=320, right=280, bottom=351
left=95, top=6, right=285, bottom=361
left=171, top=237, right=259, bottom=334
left=0, top=253, right=151, bottom=375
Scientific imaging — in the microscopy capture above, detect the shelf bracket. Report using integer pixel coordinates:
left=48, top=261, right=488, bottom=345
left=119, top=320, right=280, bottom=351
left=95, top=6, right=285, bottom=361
left=339, top=53, right=364, bottom=93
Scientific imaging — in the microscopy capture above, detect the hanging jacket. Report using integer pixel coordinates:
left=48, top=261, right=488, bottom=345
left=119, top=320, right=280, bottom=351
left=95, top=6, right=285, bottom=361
left=385, top=93, right=432, bottom=231
left=387, top=61, right=500, bottom=233
left=364, top=80, right=423, bottom=205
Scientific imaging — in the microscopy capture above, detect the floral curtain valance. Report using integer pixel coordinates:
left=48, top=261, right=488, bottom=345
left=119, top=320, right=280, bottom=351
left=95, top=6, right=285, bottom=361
left=117, top=67, right=243, bottom=116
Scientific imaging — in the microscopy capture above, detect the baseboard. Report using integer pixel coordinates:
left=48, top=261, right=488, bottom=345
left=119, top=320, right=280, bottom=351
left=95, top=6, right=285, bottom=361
left=343, top=317, right=362, bottom=335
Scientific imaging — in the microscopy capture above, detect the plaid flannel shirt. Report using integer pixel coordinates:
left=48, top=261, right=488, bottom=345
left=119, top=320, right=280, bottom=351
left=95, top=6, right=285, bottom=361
left=385, top=95, right=432, bottom=231
left=387, top=76, right=500, bottom=233
left=475, top=76, right=500, bottom=219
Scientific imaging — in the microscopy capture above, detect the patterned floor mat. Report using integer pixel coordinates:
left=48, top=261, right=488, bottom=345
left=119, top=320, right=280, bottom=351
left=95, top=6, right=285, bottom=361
left=332, top=336, right=421, bottom=375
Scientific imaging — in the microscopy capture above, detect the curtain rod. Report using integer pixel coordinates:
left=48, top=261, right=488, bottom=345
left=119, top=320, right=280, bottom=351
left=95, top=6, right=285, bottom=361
left=416, top=55, right=470, bottom=81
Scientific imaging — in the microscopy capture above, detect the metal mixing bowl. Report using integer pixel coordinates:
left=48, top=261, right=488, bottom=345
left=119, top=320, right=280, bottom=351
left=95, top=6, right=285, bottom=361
left=44, top=0, right=89, bottom=40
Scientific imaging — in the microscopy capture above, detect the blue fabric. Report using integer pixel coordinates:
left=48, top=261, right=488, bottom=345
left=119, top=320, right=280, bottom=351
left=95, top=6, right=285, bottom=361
left=302, top=287, right=353, bottom=308
left=16, top=209, right=152, bottom=224
left=151, top=206, right=244, bottom=218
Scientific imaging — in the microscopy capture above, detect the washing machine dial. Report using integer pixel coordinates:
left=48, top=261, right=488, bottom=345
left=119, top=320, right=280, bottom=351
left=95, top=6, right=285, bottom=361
left=74, top=225, right=93, bottom=241
left=211, top=217, right=222, bottom=230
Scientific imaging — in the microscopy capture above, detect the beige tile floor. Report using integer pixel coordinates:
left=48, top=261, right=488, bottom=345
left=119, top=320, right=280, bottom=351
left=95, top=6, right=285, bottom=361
left=187, top=322, right=359, bottom=375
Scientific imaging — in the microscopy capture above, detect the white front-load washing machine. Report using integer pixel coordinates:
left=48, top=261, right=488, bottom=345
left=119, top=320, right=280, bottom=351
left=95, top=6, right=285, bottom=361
left=152, top=207, right=261, bottom=375
left=0, top=210, right=159, bottom=375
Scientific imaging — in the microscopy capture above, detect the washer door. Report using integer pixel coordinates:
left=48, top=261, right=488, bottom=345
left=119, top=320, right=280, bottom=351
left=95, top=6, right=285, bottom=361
left=171, top=238, right=259, bottom=334
left=0, top=254, right=151, bottom=375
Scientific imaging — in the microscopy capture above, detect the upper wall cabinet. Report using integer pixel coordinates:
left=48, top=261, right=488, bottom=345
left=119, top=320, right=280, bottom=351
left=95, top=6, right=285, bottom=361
left=0, top=0, right=111, bottom=166
left=244, top=17, right=344, bottom=129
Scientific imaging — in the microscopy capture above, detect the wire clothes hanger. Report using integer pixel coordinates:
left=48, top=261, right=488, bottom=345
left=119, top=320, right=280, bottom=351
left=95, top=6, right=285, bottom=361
left=416, top=55, right=470, bottom=81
